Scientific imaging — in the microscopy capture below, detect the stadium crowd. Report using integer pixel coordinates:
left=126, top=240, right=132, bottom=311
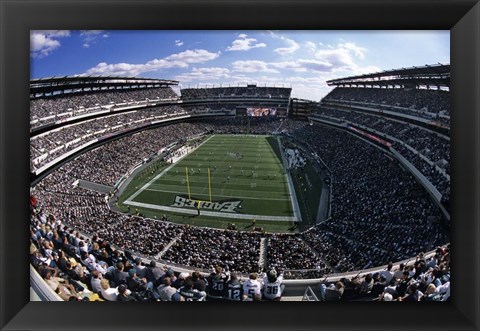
left=30, top=106, right=187, bottom=171
left=32, top=116, right=449, bottom=279
left=30, top=99, right=450, bottom=301
left=314, top=107, right=450, bottom=197
left=317, top=246, right=450, bottom=301
left=324, top=87, right=451, bottom=119
left=30, top=87, right=178, bottom=128
left=180, top=86, right=291, bottom=100
left=35, top=122, right=208, bottom=187
left=199, top=116, right=284, bottom=135
left=266, top=234, right=322, bottom=271
left=162, top=226, right=262, bottom=273
left=290, top=124, right=449, bottom=272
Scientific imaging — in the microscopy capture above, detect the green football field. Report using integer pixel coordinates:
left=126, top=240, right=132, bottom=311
left=122, top=135, right=299, bottom=224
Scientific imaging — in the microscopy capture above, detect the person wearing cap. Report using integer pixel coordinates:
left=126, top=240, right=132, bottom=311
left=144, top=260, right=164, bottom=285
left=126, top=268, right=145, bottom=292
left=117, top=284, right=137, bottom=301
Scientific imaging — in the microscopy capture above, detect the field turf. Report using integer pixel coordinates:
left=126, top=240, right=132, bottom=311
left=121, top=135, right=297, bottom=228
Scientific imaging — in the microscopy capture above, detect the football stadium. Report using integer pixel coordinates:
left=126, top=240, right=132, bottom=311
left=30, top=64, right=451, bottom=302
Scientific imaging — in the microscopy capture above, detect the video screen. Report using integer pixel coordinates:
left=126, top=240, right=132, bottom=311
left=246, top=107, right=277, bottom=116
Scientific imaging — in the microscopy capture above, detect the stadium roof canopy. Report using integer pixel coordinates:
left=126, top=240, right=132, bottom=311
left=30, top=76, right=179, bottom=98
left=326, top=64, right=450, bottom=89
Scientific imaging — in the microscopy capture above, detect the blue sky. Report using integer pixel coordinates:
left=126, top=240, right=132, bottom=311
left=30, top=30, right=450, bottom=100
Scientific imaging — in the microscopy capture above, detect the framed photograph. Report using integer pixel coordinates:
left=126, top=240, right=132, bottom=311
left=1, top=0, right=479, bottom=330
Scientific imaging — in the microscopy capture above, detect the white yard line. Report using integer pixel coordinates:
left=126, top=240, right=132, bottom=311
left=123, top=200, right=296, bottom=222
left=125, top=134, right=298, bottom=222
left=124, top=135, right=215, bottom=204
left=143, top=187, right=291, bottom=201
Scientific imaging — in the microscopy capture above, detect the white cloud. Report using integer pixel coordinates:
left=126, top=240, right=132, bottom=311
left=339, top=42, right=367, bottom=59
left=165, top=49, right=220, bottom=63
left=226, top=34, right=266, bottom=51
left=269, top=32, right=300, bottom=55
left=305, top=41, right=317, bottom=52
left=314, top=42, right=368, bottom=71
left=175, top=40, right=184, bottom=47
left=80, top=30, right=109, bottom=48
left=39, top=30, right=71, bottom=38
left=30, top=30, right=70, bottom=58
left=270, top=59, right=332, bottom=73
left=83, top=49, right=220, bottom=76
left=175, top=67, right=230, bottom=82
left=232, top=60, right=278, bottom=73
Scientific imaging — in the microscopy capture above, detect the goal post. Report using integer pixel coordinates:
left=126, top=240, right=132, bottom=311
left=185, top=166, right=213, bottom=203
left=208, top=168, right=212, bottom=203
left=185, top=167, right=192, bottom=200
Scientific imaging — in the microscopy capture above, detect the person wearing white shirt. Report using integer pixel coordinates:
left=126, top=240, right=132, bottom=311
left=243, top=273, right=262, bottom=301
left=262, top=269, right=285, bottom=301
left=379, top=262, right=394, bottom=285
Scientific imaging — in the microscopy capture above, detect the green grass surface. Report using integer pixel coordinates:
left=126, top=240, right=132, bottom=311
left=117, top=135, right=299, bottom=232
left=281, top=138, right=323, bottom=230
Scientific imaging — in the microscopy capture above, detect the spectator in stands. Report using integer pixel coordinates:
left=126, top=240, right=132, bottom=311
left=178, top=279, right=206, bottom=301
left=397, top=283, right=423, bottom=302
left=113, top=262, right=128, bottom=286
left=393, top=263, right=405, bottom=281
left=378, top=262, right=394, bottom=285
left=319, top=281, right=344, bottom=301
left=100, top=278, right=118, bottom=301
left=144, top=260, right=164, bottom=286
left=157, top=277, right=178, bottom=301
left=42, top=270, right=81, bottom=301
left=383, top=271, right=411, bottom=299
left=206, top=266, right=228, bottom=301
left=370, top=274, right=388, bottom=297
left=224, top=273, right=243, bottom=301
left=192, top=271, right=207, bottom=292
left=117, top=284, right=136, bottom=301
left=134, top=257, right=146, bottom=278
left=90, top=270, right=103, bottom=294
left=262, top=269, right=285, bottom=301
left=242, top=273, right=262, bottom=301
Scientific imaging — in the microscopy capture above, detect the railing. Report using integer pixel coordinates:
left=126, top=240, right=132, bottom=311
left=302, top=287, right=319, bottom=301
left=30, top=265, right=62, bottom=302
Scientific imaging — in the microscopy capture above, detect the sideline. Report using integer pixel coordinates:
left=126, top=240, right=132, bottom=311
left=123, top=199, right=297, bottom=221
left=124, top=135, right=215, bottom=203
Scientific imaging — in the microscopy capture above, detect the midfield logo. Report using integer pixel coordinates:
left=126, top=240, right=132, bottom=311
left=172, top=195, right=242, bottom=213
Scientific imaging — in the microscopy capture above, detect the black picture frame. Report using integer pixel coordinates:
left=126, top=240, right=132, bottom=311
left=1, top=0, right=479, bottom=330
